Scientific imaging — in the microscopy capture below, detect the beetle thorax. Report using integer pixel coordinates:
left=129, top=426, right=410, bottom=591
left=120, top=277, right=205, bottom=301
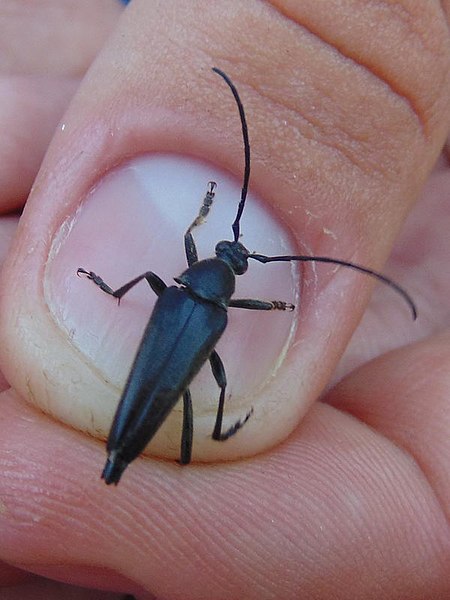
left=175, top=258, right=235, bottom=309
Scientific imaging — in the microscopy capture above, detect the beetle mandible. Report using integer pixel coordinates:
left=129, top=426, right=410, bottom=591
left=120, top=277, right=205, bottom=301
left=78, top=67, right=417, bottom=485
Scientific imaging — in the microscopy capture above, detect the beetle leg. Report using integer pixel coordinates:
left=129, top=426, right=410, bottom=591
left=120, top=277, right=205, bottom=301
left=210, top=350, right=253, bottom=442
left=184, top=231, right=199, bottom=266
left=229, top=298, right=295, bottom=311
left=184, top=181, right=217, bottom=267
left=77, top=269, right=167, bottom=302
left=180, top=388, right=193, bottom=464
left=209, top=350, right=226, bottom=439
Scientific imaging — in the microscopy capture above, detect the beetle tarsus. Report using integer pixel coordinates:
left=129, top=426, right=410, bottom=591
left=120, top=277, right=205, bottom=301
left=185, top=181, right=217, bottom=235
left=183, top=182, right=217, bottom=267
left=213, top=407, right=254, bottom=441
left=77, top=268, right=115, bottom=296
left=272, top=301, right=295, bottom=311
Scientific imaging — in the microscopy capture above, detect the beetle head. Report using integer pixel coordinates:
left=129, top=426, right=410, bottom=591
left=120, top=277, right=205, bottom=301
left=215, top=240, right=249, bottom=275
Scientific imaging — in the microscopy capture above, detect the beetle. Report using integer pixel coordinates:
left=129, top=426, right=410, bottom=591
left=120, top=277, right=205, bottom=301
left=78, top=67, right=416, bottom=485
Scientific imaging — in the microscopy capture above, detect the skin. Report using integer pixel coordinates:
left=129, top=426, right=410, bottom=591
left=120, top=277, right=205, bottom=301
left=0, top=1, right=449, bottom=598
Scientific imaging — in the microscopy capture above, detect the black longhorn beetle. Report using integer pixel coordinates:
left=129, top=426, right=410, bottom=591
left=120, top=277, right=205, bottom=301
left=78, top=67, right=417, bottom=485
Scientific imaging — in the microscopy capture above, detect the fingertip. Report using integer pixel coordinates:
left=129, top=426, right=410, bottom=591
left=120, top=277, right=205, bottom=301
left=42, top=154, right=296, bottom=461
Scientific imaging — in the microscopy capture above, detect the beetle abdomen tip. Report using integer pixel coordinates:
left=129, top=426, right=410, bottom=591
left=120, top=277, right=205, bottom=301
left=101, top=451, right=128, bottom=485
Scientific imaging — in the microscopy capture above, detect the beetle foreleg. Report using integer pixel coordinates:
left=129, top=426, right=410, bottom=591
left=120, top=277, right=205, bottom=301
left=184, top=231, right=199, bottom=267
left=180, top=388, right=193, bottom=464
left=210, top=350, right=253, bottom=442
left=77, top=269, right=167, bottom=303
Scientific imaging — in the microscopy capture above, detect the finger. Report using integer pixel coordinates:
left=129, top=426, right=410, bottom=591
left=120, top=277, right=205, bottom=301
left=333, top=151, right=450, bottom=382
left=0, top=215, right=18, bottom=390
left=0, top=389, right=448, bottom=598
left=1, top=574, right=130, bottom=600
left=445, top=134, right=450, bottom=160
left=0, top=77, right=78, bottom=211
left=0, top=0, right=125, bottom=211
left=0, top=562, right=32, bottom=587
left=0, top=0, right=124, bottom=75
left=328, top=330, right=450, bottom=520
left=0, top=216, right=18, bottom=269
left=0, top=1, right=449, bottom=464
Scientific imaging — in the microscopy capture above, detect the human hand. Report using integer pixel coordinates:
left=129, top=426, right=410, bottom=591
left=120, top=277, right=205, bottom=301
left=0, top=1, right=131, bottom=597
left=0, top=1, right=449, bottom=598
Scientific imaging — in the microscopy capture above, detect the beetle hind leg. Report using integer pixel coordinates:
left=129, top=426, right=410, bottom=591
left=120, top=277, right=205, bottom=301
left=180, top=388, right=193, bottom=464
left=209, top=350, right=253, bottom=442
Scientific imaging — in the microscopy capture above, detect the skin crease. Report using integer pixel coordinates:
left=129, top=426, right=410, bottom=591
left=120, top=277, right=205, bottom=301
left=0, top=1, right=449, bottom=599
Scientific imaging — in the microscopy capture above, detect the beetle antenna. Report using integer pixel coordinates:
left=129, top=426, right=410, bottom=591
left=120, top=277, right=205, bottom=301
left=212, top=67, right=250, bottom=243
left=249, top=253, right=417, bottom=320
